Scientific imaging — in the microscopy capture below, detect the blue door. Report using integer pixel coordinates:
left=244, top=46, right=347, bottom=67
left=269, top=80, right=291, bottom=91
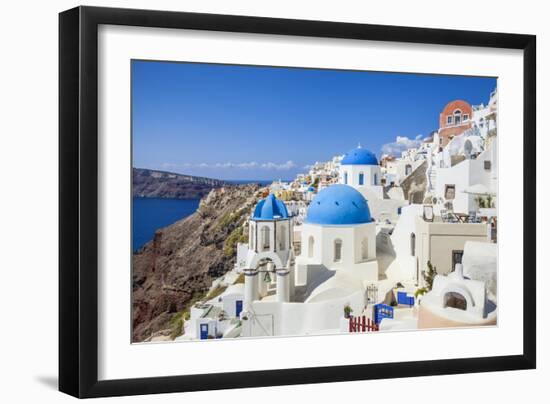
left=200, top=323, right=208, bottom=340
left=235, top=300, right=243, bottom=317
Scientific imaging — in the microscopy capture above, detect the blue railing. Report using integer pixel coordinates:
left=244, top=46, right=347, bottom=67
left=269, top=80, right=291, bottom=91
left=373, top=304, right=394, bottom=325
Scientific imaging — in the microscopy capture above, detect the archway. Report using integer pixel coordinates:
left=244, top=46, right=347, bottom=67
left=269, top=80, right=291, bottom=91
left=439, top=285, right=474, bottom=313
left=308, top=236, right=315, bottom=258
left=278, top=224, right=287, bottom=250
left=261, top=225, right=270, bottom=252
left=443, top=291, right=468, bottom=311
left=333, top=239, right=342, bottom=262
left=361, top=237, right=369, bottom=260
left=453, top=109, right=462, bottom=125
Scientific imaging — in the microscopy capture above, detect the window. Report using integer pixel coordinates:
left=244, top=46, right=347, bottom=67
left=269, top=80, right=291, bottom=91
left=373, top=173, right=378, bottom=185
left=358, top=172, right=364, bottom=185
left=361, top=238, right=369, bottom=260
left=444, top=184, right=456, bottom=200
left=405, top=164, right=412, bottom=176
left=462, top=114, right=469, bottom=121
left=447, top=116, right=452, bottom=125
left=454, top=109, right=462, bottom=125
left=484, top=160, right=491, bottom=170
left=308, top=236, right=314, bottom=258
left=278, top=224, right=286, bottom=250
left=344, top=172, right=348, bottom=185
left=410, top=233, right=416, bottom=256
left=334, top=239, right=342, bottom=262
left=261, top=226, right=270, bottom=251
left=452, top=250, right=464, bottom=271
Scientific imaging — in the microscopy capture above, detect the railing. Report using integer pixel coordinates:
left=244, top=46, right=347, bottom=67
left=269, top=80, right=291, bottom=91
left=440, top=211, right=482, bottom=224
left=374, top=304, right=394, bottom=325
left=348, top=315, right=379, bottom=332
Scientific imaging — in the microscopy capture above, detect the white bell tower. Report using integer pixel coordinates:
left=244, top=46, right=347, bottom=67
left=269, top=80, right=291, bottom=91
left=242, top=194, right=295, bottom=311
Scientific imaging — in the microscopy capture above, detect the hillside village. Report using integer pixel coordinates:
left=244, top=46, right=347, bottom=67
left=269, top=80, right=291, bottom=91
left=161, top=89, right=499, bottom=342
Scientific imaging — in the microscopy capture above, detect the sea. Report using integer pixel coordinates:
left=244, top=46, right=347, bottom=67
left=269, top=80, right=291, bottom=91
left=132, top=198, right=200, bottom=252
left=132, top=179, right=287, bottom=252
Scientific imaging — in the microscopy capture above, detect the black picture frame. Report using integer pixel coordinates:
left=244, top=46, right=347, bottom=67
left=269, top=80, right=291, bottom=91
left=59, top=5, right=536, bottom=398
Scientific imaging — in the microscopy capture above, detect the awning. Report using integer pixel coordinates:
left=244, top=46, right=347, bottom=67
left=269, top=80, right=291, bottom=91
left=462, top=183, right=496, bottom=196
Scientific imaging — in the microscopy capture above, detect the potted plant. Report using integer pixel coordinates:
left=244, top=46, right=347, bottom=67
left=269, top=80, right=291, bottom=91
left=343, top=304, right=353, bottom=319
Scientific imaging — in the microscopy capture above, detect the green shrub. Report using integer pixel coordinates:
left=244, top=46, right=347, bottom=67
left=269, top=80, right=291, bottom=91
left=233, top=272, right=245, bottom=284
left=415, top=261, right=437, bottom=299
left=216, top=210, right=245, bottom=232
left=414, top=287, right=428, bottom=298
left=423, top=261, right=437, bottom=291
left=169, top=313, right=185, bottom=339
left=223, top=226, right=248, bottom=257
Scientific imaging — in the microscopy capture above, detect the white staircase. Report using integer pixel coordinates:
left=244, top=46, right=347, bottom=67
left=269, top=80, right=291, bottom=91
left=427, top=164, right=437, bottom=193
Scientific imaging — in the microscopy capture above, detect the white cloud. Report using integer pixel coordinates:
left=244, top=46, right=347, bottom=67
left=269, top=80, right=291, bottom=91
left=381, top=135, right=423, bottom=156
left=161, top=160, right=296, bottom=171
left=260, top=160, right=296, bottom=170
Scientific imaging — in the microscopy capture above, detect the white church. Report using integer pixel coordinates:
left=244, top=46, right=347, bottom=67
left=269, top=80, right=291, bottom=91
left=339, top=146, right=407, bottom=221
left=339, top=146, right=384, bottom=199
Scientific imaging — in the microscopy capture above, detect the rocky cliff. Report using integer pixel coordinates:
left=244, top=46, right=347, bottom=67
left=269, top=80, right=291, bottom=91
left=133, top=168, right=228, bottom=199
left=132, top=183, right=262, bottom=342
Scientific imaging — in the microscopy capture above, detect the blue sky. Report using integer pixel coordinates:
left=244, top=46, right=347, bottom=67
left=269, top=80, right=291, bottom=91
left=132, top=60, right=496, bottom=181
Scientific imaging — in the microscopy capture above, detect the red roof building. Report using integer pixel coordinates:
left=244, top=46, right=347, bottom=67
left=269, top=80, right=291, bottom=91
left=438, top=100, right=473, bottom=145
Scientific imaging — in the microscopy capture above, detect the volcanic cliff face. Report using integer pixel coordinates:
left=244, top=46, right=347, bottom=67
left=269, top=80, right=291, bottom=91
left=132, top=184, right=262, bottom=342
left=133, top=168, right=228, bottom=199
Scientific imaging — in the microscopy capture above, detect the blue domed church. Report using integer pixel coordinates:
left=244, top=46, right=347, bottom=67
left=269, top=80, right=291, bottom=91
left=338, top=145, right=408, bottom=222
left=295, top=183, right=379, bottom=284
left=239, top=187, right=379, bottom=338
left=339, top=146, right=384, bottom=201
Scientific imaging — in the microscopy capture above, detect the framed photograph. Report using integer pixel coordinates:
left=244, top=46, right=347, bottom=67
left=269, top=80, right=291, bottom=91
left=59, top=6, right=536, bottom=398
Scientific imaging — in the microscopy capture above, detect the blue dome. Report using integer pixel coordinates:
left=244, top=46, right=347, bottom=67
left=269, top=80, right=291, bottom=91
left=306, top=184, right=372, bottom=225
left=341, top=147, right=378, bottom=166
left=252, top=194, right=289, bottom=220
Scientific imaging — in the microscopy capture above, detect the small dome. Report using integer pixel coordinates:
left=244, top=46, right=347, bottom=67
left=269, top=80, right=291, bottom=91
left=306, top=184, right=372, bottom=225
left=252, top=194, right=289, bottom=220
left=341, top=147, right=378, bottom=165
